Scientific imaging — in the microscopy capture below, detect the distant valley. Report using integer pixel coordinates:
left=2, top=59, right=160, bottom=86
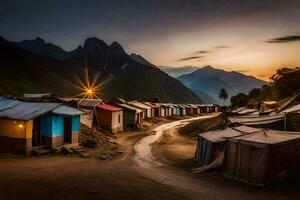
left=177, top=65, right=267, bottom=105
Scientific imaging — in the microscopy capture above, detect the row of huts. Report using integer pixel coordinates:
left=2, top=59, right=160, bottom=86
left=0, top=94, right=220, bottom=155
left=81, top=97, right=220, bottom=134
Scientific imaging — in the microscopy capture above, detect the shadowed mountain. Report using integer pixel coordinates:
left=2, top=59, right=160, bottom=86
left=64, top=37, right=200, bottom=103
left=1, top=36, right=200, bottom=103
left=159, top=66, right=198, bottom=78
left=130, top=53, right=157, bottom=68
left=178, top=66, right=267, bottom=105
left=15, top=37, right=81, bottom=60
left=0, top=36, right=77, bottom=96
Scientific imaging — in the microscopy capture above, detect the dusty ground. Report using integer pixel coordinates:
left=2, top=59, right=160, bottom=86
left=0, top=114, right=300, bottom=200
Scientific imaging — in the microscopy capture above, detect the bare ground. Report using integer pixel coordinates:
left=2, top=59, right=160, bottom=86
left=0, top=115, right=300, bottom=200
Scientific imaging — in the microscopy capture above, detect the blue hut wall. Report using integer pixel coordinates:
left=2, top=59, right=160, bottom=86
left=71, top=115, right=80, bottom=132
left=40, top=115, right=53, bottom=137
left=40, top=114, right=80, bottom=137
left=52, top=115, right=64, bottom=137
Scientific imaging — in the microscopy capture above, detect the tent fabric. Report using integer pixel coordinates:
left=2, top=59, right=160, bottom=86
left=228, top=114, right=284, bottom=125
left=231, top=129, right=300, bottom=144
left=0, top=98, right=61, bottom=120
left=195, top=127, right=250, bottom=165
left=51, top=105, right=84, bottom=116
left=280, top=104, right=300, bottom=114
left=232, top=125, right=261, bottom=133
left=225, top=130, right=300, bottom=186
left=237, top=108, right=258, bottom=115
left=200, top=128, right=243, bottom=143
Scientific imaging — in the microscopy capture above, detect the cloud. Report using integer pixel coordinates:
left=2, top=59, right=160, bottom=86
left=214, top=45, right=231, bottom=49
left=267, top=35, right=300, bottom=43
left=178, top=56, right=203, bottom=61
left=195, top=50, right=210, bottom=54
left=236, top=70, right=249, bottom=73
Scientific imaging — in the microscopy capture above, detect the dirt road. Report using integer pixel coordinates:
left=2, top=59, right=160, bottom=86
left=0, top=114, right=299, bottom=200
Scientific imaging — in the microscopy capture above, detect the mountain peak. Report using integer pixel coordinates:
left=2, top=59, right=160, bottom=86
left=83, top=37, right=108, bottom=49
left=34, top=37, right=46, bottom=44
left=201, top=65, right=214, bottom=70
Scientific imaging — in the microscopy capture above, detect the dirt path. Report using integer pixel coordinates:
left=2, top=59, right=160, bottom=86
left=133, top=114, right=300, bottom=200
left=0, top=114, right=299, bottom=200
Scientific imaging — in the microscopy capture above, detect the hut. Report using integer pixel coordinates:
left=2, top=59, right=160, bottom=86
left=225, top=129, right=300, bottom=186
left=109, top=98, right=143, bottom=127
left=184, top=104, right=193, bottom=115
left=117, top=104, right=143, bottom=128
left=154, top=103, right=166, bottom=117
left=195, top=126, right=260, bottom=166
left=0, top=97, right=83, bottom=155
left=258, top=101, right=277, bottom=115
left=164, top=104, right=174, bottom=116
left=178, top=104, right=186, bottom=116
left=78, top=99, right=103, bottom=109
left=128, top=101, right=151, bottom=118
left=189, top=104, right=199, bottom=115
left=171, top=104, right=180, bottom=116
left=142, top=102, right=157, bottom=117
left=95, top=104, right=123, bottom=133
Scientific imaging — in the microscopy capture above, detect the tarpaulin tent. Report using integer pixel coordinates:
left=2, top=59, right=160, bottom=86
left=225, top=129, right=300, bottom=186
left=228, top=114, right=285, bottom=130
left=195, top=126, right=261, bottom=166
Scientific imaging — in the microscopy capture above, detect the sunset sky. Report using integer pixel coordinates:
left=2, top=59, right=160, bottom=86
left=1, top=0, right=300, bottom=81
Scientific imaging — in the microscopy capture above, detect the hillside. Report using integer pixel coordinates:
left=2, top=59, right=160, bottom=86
left=0, top=36, right=77, bottom=96
left=0, top=36, right=200, bottom=103
left=159, top=66, right=198, bottom=78
left=177, top=66, right=267, bottom=105
left=63, top=37, right=200, bottom=103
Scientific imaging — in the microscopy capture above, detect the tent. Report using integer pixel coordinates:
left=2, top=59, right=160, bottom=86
left=195, top=126, right=260, bottom=166
left=225, top=129, right=300, bottom=186
left=228, top=114, right=285, bottom=130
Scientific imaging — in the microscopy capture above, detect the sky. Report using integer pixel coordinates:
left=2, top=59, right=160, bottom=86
left=1, top=0, right=300, bottom=81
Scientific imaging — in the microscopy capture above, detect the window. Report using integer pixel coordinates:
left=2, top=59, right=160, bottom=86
left=118, top=114, right=121, bottom=123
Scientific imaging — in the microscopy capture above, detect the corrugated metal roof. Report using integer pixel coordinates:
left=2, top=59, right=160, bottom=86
left=23, top=93, right=53, bottom=98
left=52, top=105, right=84, bottom=116
left=78, top=99, right=103, bottom=107
left=128, top=102, right=151, bottom=110
left=0, top=98, right=60, bottom=120
left=0, top=97, right=83, bottom=120
left=96, top=104, right=122, bottom=111
left=117, top=103, right=143, bottom=113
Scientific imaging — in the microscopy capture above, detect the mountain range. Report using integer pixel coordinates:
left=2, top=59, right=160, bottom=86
left=177, top=66, right=267, bottom=105
left=0, top=36, right=200, bottom=103
left=159, top=66, right=198, bottom=78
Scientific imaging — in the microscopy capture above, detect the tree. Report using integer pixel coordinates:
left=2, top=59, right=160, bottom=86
left=219, top=88, right=228, bottom=104
left=230, top=93, right=248, bottom=107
